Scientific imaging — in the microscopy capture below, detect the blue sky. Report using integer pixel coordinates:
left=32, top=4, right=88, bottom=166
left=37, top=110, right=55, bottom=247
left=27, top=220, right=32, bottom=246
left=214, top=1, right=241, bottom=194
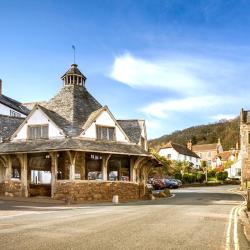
left=1, top=0, right=250, bottom=139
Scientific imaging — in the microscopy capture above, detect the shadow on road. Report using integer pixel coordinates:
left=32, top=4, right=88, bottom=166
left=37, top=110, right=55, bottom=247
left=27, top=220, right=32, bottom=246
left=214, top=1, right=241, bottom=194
left=0, top=191, right=244, bottom=213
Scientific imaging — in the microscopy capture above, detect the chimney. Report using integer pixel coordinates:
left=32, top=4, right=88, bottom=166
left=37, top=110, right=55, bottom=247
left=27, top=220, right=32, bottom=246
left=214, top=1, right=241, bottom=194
left=0, top=79, right=2, bottom=95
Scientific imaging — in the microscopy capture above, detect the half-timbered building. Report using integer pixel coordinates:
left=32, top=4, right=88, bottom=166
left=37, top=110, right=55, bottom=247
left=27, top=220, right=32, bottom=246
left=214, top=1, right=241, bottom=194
left=0, top=64, right=158, bottom=202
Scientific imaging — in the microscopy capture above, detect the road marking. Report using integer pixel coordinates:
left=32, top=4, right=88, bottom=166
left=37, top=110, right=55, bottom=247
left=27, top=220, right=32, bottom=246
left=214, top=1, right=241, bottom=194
left=234, top=206, right=240, bottom=250
left=225, top=188, right=247, bottom=250
left=226, top=206, right=236, bottom=250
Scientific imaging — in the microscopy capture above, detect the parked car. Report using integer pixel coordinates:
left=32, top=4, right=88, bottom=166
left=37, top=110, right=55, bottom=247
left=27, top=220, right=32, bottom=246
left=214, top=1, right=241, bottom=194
left=162, top=179, right=179, bottom=189
left=148, top=178, right=165, bottom=190
left=170, top=179, right=182, bottom=187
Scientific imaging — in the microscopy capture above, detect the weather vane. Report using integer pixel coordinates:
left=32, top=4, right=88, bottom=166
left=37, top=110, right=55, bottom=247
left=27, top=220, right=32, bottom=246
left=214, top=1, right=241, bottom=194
left=72, top=45, right=76, bottom=64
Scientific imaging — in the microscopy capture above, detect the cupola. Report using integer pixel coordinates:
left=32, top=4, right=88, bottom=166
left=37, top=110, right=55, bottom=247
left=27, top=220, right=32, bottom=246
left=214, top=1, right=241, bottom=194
left=61, top=64, right=87, bottom=87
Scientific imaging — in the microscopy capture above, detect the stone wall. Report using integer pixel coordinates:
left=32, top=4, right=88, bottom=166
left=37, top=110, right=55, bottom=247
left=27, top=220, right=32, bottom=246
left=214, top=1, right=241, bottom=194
left=0, top=182, right=4, bottom=195
left=4, top=180, right=22, bottom=197
left=29, top=184, right=51, bottom=197
left=54, top=181, right=149, bottom=202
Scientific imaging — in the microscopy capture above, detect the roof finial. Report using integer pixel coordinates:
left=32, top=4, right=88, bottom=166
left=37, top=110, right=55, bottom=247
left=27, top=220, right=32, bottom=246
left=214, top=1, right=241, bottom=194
left=72, top=45, right=76, bottom=64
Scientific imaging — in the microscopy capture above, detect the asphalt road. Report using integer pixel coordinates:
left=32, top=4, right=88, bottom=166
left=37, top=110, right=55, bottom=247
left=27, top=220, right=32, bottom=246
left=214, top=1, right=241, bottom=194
left=0, top=185, right=248, bottom=250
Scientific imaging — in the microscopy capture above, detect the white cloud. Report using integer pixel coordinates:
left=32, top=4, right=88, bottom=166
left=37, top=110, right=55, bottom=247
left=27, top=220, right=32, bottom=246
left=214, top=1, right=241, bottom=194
left=109, top=52, right=242, bottom=95
left=110, top=53, right=204, bottom=94
left=140, top=95, right=233, bottom=118
left=210, top=114, right=237, bottom=121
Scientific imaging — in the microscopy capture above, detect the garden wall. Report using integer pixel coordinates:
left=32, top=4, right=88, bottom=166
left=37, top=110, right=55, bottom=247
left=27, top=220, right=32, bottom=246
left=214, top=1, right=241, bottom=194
left=4, top=180, right=22, bottom=197
left=54, top=181, right=149, bottom=202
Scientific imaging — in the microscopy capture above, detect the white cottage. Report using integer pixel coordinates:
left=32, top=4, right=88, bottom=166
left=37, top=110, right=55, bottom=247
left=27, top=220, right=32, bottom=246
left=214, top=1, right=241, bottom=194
left=158, top=142, right=200, bottom=169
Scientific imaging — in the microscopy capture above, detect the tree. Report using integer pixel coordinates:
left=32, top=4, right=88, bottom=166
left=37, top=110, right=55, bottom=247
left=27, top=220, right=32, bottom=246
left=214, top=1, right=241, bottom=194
left=152, top=152, right=172, bottom=177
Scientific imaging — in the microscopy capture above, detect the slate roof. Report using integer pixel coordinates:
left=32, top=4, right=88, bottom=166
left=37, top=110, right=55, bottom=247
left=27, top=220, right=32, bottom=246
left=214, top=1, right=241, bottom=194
left=0, top=115, right=25, bottom=140
left=117, top=120, right=143, bottom=144
left=44, top=85, right=102, bottom=136
left=0, top=94, right=30, bottom=115
left=61, top=64, right=86, bottom=80
left=0, top=138, right=150, bottom=156
left=160, top=142, right=200, bottom=158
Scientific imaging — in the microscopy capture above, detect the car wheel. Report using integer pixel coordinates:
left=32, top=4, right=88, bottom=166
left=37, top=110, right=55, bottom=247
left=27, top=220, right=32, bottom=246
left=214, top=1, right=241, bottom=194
left=169, top=185, right=173, bottom=189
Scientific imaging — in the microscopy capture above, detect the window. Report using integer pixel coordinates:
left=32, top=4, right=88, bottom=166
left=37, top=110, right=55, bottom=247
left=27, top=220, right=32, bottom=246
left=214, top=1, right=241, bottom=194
left=10, top=110, right=21, bottom=117
left=12, top=166, right=21, bottom=179
left=96, top=126, right=115, bottom=141
left=167, top=154, right=171, bottom=159
left=28, top=125, right=49, bottom=139
left=207, top=151, right=211, bottom=158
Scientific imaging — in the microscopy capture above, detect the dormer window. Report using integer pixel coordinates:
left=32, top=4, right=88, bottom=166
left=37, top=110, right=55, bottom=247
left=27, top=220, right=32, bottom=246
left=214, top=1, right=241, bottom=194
left=28, top=125, right=49, bottom=140
left=96, top=125, right=115, bottom=141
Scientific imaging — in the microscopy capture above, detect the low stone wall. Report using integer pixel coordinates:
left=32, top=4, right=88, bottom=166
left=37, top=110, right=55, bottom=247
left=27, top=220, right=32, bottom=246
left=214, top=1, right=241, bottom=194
left=4, top=180, right=22, bottom=197
left=29, top=184, right=51, bottom=197
left=54, top=181, right=149, bottom=202
left=0, top=182, right=4, bottom=195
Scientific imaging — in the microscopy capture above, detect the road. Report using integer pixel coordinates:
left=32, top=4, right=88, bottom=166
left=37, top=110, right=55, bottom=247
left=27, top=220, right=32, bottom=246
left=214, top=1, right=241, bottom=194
left=0, top=185, right=248, bottom=250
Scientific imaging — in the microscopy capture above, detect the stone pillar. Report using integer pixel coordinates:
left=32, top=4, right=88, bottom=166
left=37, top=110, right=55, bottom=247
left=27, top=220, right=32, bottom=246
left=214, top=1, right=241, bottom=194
left=50, top=152, right=58, bottom=198
left=102, top=154, right=111, bottom=181
left=17, top=153, right=28, bottom=197
left=80, top=153, right=86, bottom=180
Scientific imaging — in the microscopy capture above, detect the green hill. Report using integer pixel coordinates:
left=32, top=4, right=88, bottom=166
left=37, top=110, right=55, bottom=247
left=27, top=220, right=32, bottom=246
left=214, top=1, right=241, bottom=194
left=149, top=118, right=240, bottom=151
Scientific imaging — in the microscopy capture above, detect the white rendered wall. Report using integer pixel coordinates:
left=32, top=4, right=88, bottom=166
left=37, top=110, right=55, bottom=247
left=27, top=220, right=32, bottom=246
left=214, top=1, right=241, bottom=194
left=159, top=148, right=179, bottom=160
left=12, top=109, right=64, bottom=141
left=159, top=148, right=200, bottom=168
left=0, top=103, right=26, bottom=118
left=82, top=110, right=129, bottom=142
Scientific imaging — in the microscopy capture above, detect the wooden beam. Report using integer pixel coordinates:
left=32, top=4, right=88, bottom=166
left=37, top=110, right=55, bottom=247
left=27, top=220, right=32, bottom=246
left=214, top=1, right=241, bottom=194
left=17, top=153, right=28, bottom=198
left=49, top=152, right=58, bottom=198
left=67, top=151, right=78, bottom=181
left=102, top=154, right=111, bottom=181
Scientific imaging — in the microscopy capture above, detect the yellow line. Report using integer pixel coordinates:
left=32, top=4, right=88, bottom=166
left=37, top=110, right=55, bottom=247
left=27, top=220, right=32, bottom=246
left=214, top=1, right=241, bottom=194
left=234, top=206, right=240, bottom=250
left=226, top=206, right=236, bottom=250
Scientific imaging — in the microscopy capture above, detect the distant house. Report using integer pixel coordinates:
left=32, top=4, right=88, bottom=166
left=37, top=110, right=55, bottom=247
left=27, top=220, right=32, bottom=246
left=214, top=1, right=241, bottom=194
left=158, top=142, right=200, bottom=169
left=192, top=139, right=223, bottom=168
left=0, top=79, right=29, bottom=118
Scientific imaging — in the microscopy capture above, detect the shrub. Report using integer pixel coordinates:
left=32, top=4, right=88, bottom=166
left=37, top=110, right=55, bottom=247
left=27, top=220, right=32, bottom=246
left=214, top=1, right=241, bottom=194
left=216, top=171, right=228, bottom=181
left=222, top=171, right=228, bottom=180
left=208, top=170, right=216, bottom=178
left=174, top=173, right=182, bottom=180
left=197, top=172, right=206, bottom=183
left=188, top=173, right=196, bottom=183
left=182, top=173, right=189, bottom=183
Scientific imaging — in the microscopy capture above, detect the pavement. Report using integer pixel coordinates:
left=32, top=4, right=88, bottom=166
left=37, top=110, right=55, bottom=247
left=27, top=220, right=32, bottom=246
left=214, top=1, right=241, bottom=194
left=0, top=185, right=249, bottom=250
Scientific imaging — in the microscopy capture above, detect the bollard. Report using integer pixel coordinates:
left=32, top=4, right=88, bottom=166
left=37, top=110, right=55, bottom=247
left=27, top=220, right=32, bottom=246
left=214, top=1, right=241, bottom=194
left=112, top=195, right=119, bottom=204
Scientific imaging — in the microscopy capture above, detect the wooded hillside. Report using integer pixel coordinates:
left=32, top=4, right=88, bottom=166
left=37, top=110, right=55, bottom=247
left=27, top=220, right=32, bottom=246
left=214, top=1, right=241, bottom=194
left=149, top=118, right=240, bottom=151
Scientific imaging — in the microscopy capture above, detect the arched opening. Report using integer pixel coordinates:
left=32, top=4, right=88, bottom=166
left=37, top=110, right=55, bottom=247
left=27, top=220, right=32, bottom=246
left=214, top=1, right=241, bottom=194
left=57, top=152, right=70, bottom=180
left=86, top=153, right=102, bottom=180
left=108, top=156, right=130, bottom=181
left=28, top=153, right=51, bottom=197
left=12, top=155, right=21, bottom=180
